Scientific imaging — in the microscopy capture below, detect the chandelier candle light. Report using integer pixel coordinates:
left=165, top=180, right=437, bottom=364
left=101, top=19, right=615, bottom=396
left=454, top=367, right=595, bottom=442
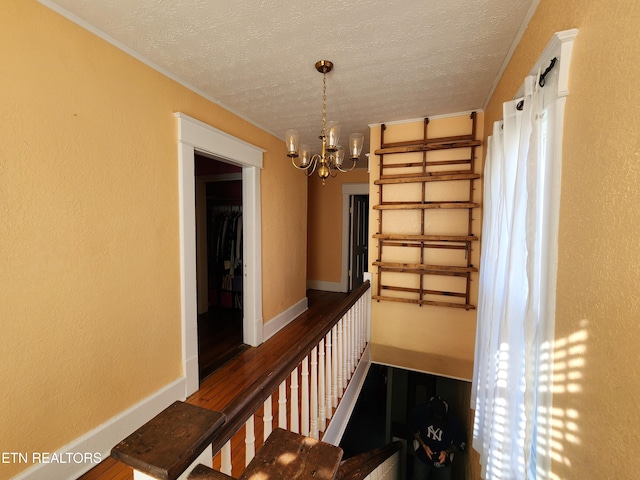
left=285, top=60, right=364, bottom=185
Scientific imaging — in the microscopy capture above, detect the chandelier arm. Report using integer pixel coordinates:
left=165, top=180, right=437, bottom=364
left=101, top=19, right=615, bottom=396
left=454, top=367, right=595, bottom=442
left=326, top=162, right=339, bottom=178
left=306, top=155, right=320, bottom=177
left=291, top=156, right=316, bottom=171
left=334, top=159, right=359, bottom=173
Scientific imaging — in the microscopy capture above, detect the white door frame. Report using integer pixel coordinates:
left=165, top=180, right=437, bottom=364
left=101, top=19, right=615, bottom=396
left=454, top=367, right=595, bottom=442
left=175, top=113, right=264, bottom=396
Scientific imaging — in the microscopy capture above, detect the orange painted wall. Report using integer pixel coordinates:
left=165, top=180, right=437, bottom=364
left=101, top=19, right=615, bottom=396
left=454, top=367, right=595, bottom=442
left=0, top=1, right=306, bottom=477
left=483, top=0, right=640, bottom=477
left=307, top=168, right=369, bottom=285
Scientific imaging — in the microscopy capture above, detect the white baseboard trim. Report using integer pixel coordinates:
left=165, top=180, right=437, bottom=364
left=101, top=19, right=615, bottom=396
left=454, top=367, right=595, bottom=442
left=11, top=377, right=186, bottom=480
left=306, top=280, right=346, bottom=293
left=263, top=296, right=308, bottom=341
left=322, top=344, right=372, bottom=446
left=185, top=354, right=200, bottom=397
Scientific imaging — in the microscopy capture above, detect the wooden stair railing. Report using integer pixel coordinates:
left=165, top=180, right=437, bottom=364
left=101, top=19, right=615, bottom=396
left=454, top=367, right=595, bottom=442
left=214, top=281, right=369, bottom=434
left=110, top=281, right=372, bottom=480
left=210, top=280, right=371, bottom=475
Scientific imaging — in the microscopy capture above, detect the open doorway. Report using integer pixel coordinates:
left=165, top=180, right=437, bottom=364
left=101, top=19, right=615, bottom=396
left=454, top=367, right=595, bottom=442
left=195, top=154, right=248, bottom=380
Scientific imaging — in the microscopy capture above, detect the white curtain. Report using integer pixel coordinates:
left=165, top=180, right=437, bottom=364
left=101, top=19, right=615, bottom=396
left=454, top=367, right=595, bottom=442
left=472, top=74, right=555, bottom=479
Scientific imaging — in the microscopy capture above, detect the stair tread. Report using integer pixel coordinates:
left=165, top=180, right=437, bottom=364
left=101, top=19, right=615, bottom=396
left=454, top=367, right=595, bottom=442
left=238, top=428, right=342, bottom=480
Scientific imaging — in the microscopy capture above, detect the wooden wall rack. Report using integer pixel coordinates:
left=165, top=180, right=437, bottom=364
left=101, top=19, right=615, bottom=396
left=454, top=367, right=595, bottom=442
left=373, top=112, right=481, bottom=310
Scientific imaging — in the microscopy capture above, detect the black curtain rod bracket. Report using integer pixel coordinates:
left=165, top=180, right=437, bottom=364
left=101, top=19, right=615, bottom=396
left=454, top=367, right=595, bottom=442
left=539, top=57, right=557, bottom=87
left=515, top=56, right=559, bottom=111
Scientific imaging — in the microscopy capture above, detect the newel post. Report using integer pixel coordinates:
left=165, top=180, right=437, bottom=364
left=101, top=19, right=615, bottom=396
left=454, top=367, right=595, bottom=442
left=111, top=401, right=225, bottom=480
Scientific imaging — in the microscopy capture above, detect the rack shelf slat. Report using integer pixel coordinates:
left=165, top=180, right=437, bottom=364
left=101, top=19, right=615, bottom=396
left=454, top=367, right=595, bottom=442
left=373, top=234, right=478, bottom=242
left=373, top=261, right=478, bottom=274
left=374, top=139, right=481, bottom=155
left=373, top=202, right=479, bottom=210
left=372, top=295, right=476, bottom=310
left=375, top=172, right=480, bottom=185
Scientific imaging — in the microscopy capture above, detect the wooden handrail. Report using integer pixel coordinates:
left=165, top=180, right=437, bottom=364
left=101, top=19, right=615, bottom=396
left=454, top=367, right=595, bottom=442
left=335, top=441, right=403, bottom=480
left=208, top=281, right=371, bottom=455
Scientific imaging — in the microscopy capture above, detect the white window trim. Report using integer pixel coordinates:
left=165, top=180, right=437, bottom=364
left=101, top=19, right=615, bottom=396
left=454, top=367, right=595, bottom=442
left=519, top=28, right=577, bottom=478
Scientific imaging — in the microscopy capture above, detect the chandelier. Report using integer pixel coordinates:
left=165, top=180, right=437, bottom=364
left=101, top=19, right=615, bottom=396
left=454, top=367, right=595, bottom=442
left=285, top=60, right=364, bottom=185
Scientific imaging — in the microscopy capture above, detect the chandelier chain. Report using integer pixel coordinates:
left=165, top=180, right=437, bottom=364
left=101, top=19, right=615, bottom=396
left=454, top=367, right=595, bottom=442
left=322, top=72, right=327, bottom=135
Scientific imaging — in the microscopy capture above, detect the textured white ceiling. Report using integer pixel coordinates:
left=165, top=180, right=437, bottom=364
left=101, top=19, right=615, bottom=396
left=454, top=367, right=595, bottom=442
left=41, top=0, right=536, bottom=155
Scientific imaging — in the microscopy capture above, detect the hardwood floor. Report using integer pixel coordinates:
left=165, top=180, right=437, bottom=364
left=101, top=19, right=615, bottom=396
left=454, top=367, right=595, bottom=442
left=198, top=306, right=248, bottom=381
left=78, top=289, right=350, bottom=480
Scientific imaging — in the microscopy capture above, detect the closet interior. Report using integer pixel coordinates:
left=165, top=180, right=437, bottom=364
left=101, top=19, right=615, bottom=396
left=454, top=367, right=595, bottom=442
left=195, top=155, right=247, bottom=381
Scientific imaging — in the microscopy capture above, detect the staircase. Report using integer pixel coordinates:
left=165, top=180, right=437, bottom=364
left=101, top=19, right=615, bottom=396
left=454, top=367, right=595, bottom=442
left=106, top=280, right=402, bottom=480
left=114, top=410, right=400, bottom=480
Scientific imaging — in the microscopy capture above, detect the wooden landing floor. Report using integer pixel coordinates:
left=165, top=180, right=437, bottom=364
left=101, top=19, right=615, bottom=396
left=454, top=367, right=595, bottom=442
left=78, top=289, right=350, bottom=480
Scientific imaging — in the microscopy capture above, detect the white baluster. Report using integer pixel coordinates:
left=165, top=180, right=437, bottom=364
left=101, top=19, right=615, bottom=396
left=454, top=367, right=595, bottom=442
left=352, top=302, right=358, bottom=358
left=278, top=380, right=287, bottom=429
left=351, top=302, right=360, bottom=360
left=310, top=347, right=318, bottom=439
left=366, top=288, right=372, bottom=342
left=245, top=415, right=255, bottom=467
left=351, top=307, right=357, bottom=373
left=263, top=395, right=273, bottom=441
left=358, top=297, right=364, bottom=354
left=361, top=297, right=367, bottom=352
left=347, top=311, right=353, bottom=379
left=344, top=314, right=350, bottom=387
left=337, top=319, right=344, bottom=398
left=221, top=440, right=232, bottom=476
left=345, top=311, right=352, bottom=380
left=362, top=296, right=368, bottom=347
left=318, top=339, right=326, bottom=431
left=325, top=331, right=333, bottom=422
left=345, top=313, right=350, bottom=382
left=290, top=366, right=299, bottom=433
left=301, top=357, right=310, bottom=436
left=332, top=325, right=338, bottom=407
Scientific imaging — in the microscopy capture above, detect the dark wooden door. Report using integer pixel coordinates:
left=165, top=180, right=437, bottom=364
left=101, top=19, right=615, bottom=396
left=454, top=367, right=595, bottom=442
left=349, top=194, right=369, bottom=290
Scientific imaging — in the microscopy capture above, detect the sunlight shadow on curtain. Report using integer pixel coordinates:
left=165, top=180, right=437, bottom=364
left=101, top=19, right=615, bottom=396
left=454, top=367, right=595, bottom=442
left=472, top=321, right=588, bottom=479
